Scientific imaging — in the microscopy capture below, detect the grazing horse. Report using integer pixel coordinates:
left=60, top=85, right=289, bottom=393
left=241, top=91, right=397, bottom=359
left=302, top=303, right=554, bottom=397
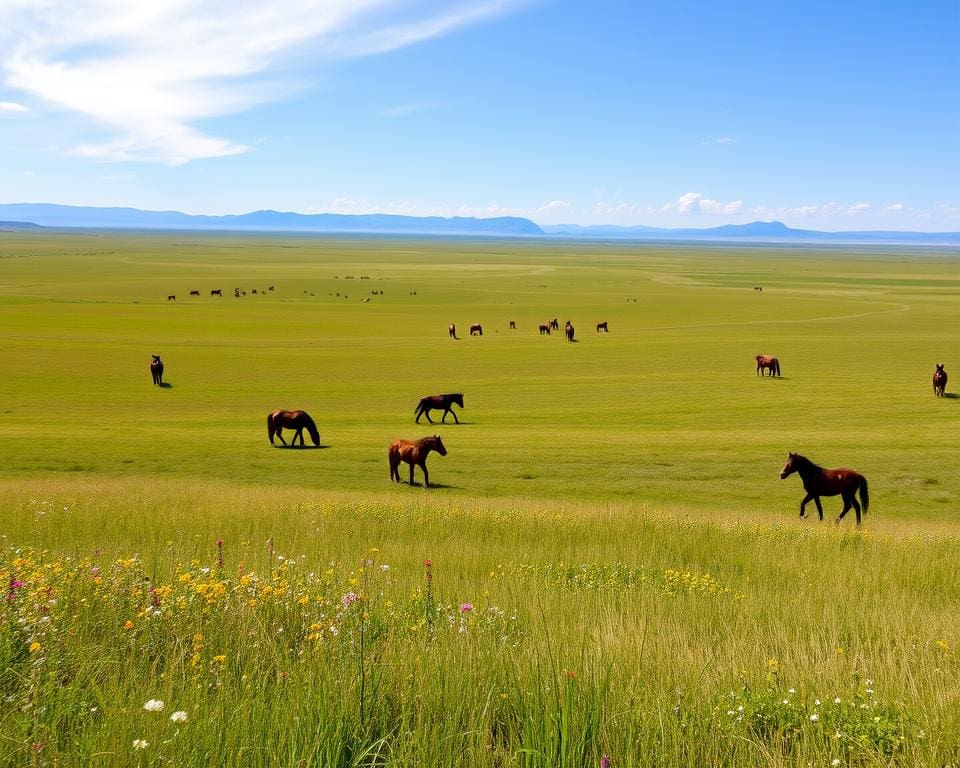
left=565, top=321, right=575, bottom=342
left=388, top=434, right=447, bottom=488
left=509, top=321, right=516, bottom=330
left=756, top=355, right=781, bottom=377
left=415, top=393, right=464, bottom=424
left=470, top=323, right=483, bottom=336
left=596, top=321, right=608, bottom=333
left=780, top=452, right=869, bottom=525
left=449, top=323, right=457, bottom=339
left=267, top=409, right=320, bottom=447
left=549, top=318, right=560, bottom=331
left=211, top=289, right=222, bottom=297
left=150, top=355, right=164, bottom=386
left=933, top=364, right=948, bottom=397
left=167, top=294, right=176, bottom=301
left=539, top=324, right=551, bottom=335
left=190, top=290, right=200, bottom=296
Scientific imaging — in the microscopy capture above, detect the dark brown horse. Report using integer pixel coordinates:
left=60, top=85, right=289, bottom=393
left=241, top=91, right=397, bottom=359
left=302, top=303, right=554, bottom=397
left=756, top=355, right=781, bottom=377
left=267, top=409, right=320, bottom=447
left=388, top=434, right=447, bottom=487
left=470, top=323, right=483, bottom=336
left=933, top=364, right=948, bottom=397
left=415, top=393, right=464, bottom=424
left=565, top=321, right=575, bottom=342
left=549, top=318, right=560, bottom=331
left=150, top=355, right=164, bottom=386
left=449, top=323, right=457, bottom=339
left=509, top=320, right=516, bottom=330
left=539, top=323, right=551, bottom=335
left=780, top=453, right=869, bottom=525
left=596, top=321, right=608, bottom=332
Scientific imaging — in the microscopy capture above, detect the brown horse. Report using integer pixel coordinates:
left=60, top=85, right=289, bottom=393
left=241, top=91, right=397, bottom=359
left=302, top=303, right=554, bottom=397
left=596, top=321, right=608, bottom=332
left=565, top=321, right=575, bottom=342
left=509, top=320, right=516, bottom=329
left=549, top=318, right=560, bottom=331
left=150, top=355, right=164, bottom=386
left=415, top=393, right=464, bottom=424
left=470, top=324, right=483, bottom=336
left=539, top=323, right=551, bottom=335
left=756, top=355, right=781, bottom=377
left=933, top=364, right=948, bottom=397
left=267, top=409, right=320, bottom=447
left=449, top=323, right=457, bottom=339
left=388, top=434, right=447, bottom=488
left=780, top=453, right=869, bottom=525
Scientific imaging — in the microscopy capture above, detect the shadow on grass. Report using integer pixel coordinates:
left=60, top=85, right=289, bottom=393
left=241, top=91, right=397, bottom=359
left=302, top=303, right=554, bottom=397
left=943, top=392, right=959, bottom=399
left=397, top=481, right=459, bottom=490
left=272, top=444, right=330, bottom=450
left=159, top=382, right=173, bottom=389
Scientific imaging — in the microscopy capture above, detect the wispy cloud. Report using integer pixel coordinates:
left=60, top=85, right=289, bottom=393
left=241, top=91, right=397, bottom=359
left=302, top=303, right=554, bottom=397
left=381, top=100, right=459, bottom=118
left=0, top=100, right=29, bottom=112
left=675, top=192, right=742, bottom=215
left=700, top=137, right=735, bottom=145
left=0, top=1, right=526, bottom=165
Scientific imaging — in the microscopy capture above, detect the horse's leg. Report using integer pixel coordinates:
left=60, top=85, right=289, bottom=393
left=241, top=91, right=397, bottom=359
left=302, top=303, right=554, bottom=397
left=425, top=410, right=434, bottom=424
left=277, top=428, right=287, bottom=446
left=813, top=497, right=824, bottom=521
left=409, top=461, right=416, bottom=486
left=799, top=493, right=814, bottom=517
left=836, top=495, right=852, bottom=524
left=452, top=408, right=459, bottom=424
left=441, top=408, right=448, bottom=423
left=849, top=493, right=862, bottom=525
left=421, top=461, right=429, bottom=488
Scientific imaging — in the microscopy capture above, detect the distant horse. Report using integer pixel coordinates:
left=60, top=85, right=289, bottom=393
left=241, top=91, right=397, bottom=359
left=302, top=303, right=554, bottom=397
left=189, top=290, right=200, bottom=296
left=211, top=289, right=222, bottom=297
left=268, top=286, right=275, bottom=291
left=167, top=295, right=176, bottom=301
left=780, top=452, right=869, bottom=525
left=756, top=355, right=781, bottom=377
left=565, top=321, right=575, bottom=342
left=509, top=321, right=516, bottom=330
left=470, top=324, right=483, bottom=336
left=415, top=393, right=464, bottom=424
left=267, top=409, right=320, bottom=447
left=754, top=286, right=763, bottom=292
left=150, top=355, right=164, bottom=386
left=449, top=323, right=458, bottom=339
left=596, top=321, right=608, bottom=332
left=539, top=324, right=551, bottom=335
left=388, top=434, right=447, bottom=488
left=549, top=318, right=560, bottom=331
left=933, top=364, right=948, bottom=397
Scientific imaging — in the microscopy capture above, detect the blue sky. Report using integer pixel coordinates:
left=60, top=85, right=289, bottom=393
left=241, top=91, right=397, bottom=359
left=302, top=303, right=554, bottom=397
left=0, top=0, right=957, bottom=230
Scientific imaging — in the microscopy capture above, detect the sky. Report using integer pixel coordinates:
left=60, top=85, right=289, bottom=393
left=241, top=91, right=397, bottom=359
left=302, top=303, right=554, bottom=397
left=0, top=0, right=957, bottom=230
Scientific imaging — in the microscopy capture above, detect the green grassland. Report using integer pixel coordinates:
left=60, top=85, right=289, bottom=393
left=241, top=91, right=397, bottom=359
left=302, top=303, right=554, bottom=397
left=2, top=231, right=960, bottom=766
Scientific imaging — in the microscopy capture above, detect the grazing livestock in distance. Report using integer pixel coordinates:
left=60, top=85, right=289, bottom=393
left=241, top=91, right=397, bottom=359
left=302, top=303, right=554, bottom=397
left=190, top=290, right=200, bottom=296
left=509, top=321, right=517, bottom=329
left=470, top=324, right=483, bottom=336
left=539, top=324, right=551, bottom=335
left=150, top=355, right=164, bottom=386
left=211, top=289, right=222, bottom=297
left=565, top=321, right=575, bottom=342
left=596, top=321, right=608, bottom=332
left=167, top=295, right=176, bottom=301
left=415, top=393, right=464, bottom=424
left=388, top=435, right=447, bottom=488
left=549, top=318, right=560, bottom=331
left=780, top=453, right=869, bottom=525
left=756, top=355, right=781, bottom=377
left=933, top=364, right=948, bottom=397
left=754, top=286, right=763, bottom=292
left=449, top=323, right=457, bottom=339
left=267, top=409, right=320, bottom=447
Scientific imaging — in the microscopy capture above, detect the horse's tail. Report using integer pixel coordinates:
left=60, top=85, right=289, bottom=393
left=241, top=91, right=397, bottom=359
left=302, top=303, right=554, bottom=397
left=775, top=359, right=781, bottom=377
left=267, top=413, right=276, bottom=444
left=303, top=414, right=320, bottom=446
left=859, top=476, right=869, bottom=516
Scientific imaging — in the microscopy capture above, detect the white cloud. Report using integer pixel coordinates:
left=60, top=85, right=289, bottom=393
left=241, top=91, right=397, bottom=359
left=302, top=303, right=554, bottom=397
left=883, top=203, right=906, bottom=212
left=537, top=199, right=571, bottom=212
left=0, top=100, right=29, bottom=112
left=675, top=192, right=742, bottom=215
left=700, top=137, right=735, bottom=145
left=0, top=1, right=526, bottom=164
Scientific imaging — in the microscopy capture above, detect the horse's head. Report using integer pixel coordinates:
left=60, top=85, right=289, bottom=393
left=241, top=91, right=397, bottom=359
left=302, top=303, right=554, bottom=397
left=452, top=394, right=464, bottom=408
left=152, top=355, right=161, bottom=362
left=937, top=364, right=945, bottom=373
left=780, top=452, right=798, bottom=479
left=432, top=435, right=447, bottom=456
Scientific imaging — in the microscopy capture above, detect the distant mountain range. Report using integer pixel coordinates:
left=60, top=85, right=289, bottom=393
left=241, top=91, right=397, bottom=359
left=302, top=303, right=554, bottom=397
left=0, top=204, right=957, bottom=245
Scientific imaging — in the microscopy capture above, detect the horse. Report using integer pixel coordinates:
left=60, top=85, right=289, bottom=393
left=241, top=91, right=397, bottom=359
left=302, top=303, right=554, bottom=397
left=933, top=364, right=948, bottom=397
left=539, top=324, right=551, bottom=335
left=415, top=393, right=464, bottom=424
left=549, top=318, right=559, bottom=331
left=780, top=452, right=869, bottom=525
left=449, top=323, right=458, bottom=339
left=267, top=409, right=320, bottom=447
left=190, top=290, right=200, bottom=296
left=470, top=324, right=483, bottom=336
left=150, top=355, right=164, bottom=386
left=565, top=321, right=575, bottom=342
left=756, top=355, right=781, bottom=377
left=167, top=295, right=176, bottom=301
left=211, top=289, right=222, bottom=296
left=596, top=321, right=608, bottom=333
left=509, top=321, right=516, bottom=330
left=388, top=434, right=447, bottom=488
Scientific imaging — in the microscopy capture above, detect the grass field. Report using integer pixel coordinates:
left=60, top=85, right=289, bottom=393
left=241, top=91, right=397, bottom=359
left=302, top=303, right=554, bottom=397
left=2, top=231, right=960, bottom=766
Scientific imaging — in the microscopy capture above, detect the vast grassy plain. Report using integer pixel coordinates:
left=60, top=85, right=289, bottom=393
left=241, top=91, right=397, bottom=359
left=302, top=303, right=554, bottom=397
left=2, top=231, right=960, bottom=766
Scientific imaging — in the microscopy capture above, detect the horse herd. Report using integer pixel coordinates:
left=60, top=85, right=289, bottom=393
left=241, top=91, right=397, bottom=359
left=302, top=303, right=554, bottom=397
left=150, top=349, right=951, bottom=522
left=449, top=319, right=607, bottom=341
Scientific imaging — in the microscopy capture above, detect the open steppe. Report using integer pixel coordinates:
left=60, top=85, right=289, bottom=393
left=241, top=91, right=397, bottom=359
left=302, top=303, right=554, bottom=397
left=2, top=232, right=960, bottom=766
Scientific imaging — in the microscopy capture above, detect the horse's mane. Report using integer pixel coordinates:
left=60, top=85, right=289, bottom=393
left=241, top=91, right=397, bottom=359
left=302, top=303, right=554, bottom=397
left=415, top=435, right=440, bottom=447
left=793, top=454, right=822, bottom=471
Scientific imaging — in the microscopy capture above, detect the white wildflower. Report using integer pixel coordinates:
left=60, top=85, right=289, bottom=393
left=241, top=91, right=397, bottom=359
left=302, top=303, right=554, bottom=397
left=143, top=699, right=164, bottom=712
left=170, top=711, right=188, bottom=723
left=132, top=739, right=149, bottom=750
